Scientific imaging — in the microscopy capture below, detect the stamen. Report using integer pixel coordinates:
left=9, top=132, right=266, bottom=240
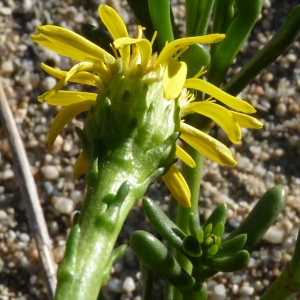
left=136, top=25, right=146, bottom=39
left=186, top=91, right=195, bottom=103
left=193, top=66, right=207, bottom=78
left=110, top=43, right=119, bottom=59
left=173, top=46, right=188, bottom=60
left=151, top=31, right=158, bottom=47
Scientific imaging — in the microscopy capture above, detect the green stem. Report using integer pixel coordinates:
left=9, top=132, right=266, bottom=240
left=141, top=263, right=154, bottom=300
left=54, top=160, right=151, bottom=300
left=174, top=115, right=209, bottom=300
left=177, top=147, right=204, bottom=235
left=259, top=262, right=299, bottom=300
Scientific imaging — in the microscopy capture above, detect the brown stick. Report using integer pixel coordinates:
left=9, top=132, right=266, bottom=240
left=0, top=80, right=57, bottom=298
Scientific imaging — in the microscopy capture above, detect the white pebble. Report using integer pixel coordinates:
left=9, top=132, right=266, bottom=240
left=8, top=230, right=16, bottom=239
left=0, top=7, right=12, bottom=15
left=212, top=284, right=226, bottom=300
left=286, top=53, right=297, bottom=63
left=237, top=156, right=252, bottom=170
left=70, top=190, right=83, bottom=204
left=107, top=278, right=123, bottom=293
left=14, top=108, right=27, bottom=124
left=41, top=165, right=59, bottom=180
left=275, top=103, right=287, bottom=117
left=52, top=197, right=74, bottom=215
left=123, top=276, right=136, bottom=293
left=30, top=275, right=37, bottom=284
left=263, top=226, right=285, bottom=244
left=240, top=285, right=254, bottom=296
left=19, top=233, right=30, bottom=243
left=0, top=210, right=8, bottom=220
left=20, top=0, right=34, bottom=13
left=232, top=283, right=239, bottom=294
left=42, top=76, right=57, bottom=90
left=231, top=275, right=243, bottom=284
left=1, top=60, right=14, bottom=74
left=2, top=169, right=14, bottom=180
left=249, top=145, right=261, bottom=155
left=63, top=141, right=72, bottom=152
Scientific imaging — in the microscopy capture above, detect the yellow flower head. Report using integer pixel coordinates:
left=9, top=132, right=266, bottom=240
left=32, top=5, right=262, bottom=208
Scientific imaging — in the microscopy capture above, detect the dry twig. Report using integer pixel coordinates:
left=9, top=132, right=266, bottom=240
left=0, top=80, right=57, bottom=298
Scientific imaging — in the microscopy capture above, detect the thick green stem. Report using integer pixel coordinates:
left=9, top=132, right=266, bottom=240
left=54, top=160, right=149, bottom=300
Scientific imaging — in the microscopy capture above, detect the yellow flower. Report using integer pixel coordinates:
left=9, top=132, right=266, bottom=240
left=32, top=5, right=262, bottom=208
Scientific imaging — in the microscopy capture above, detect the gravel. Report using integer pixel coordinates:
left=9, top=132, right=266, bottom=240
left=0, top=0, right=299, bottom=299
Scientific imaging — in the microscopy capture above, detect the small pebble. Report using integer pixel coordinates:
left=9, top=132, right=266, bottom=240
left=2, top=169, right=14, bottom=180
left=275, top=103, right=287, bottom=117
left=42, top=76, right=57, bottom=90
left=263, top=226, right=285, bottom=244
left=240, top=285, right=254, bottom=296
left=212, top=284, right=226, bottom=300
left=19, top=233, right=30, bottom=243
left=1, top=61, right=14, bottom=74
left=41, top=165, right=59, bottom=180
left=0, top=210, right=8, bottom=220
left=70, top=190, right=83, bottom=204
left=123, top=276, right=136, bottom=293
left=0, top=7, right=12, bottom=15
left=52, top=197, right=74, bottom=215
left=107, top=278, right=123, bottom=293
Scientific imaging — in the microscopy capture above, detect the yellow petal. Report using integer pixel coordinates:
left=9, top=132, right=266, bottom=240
left=231, top=111, right=263, bottom=129
left=114, top=37, right=151, bottom=70
left=32, top=25, right=115, bottom=66
left=41, top=62, right=99, bottom=102
left=98, top=5, right=130, bottom=68
left=184, top=78, right=256, bottom=114
left=163, top=58, right=187, bottom=100
left=176, top=144, right=196, bottom=168
left=41, top=63, right=102, bottom=88
left=38, top=91, right=97, bottom=106
left=180, top=122, right=237, bottom=166
left=183, top=101, right=241, bottom=144
left=48, top=100, right=94, bottom=147
left=73, top=152, right=89, bottom=179
left=156, top=34, right=225, bottom=67
left=98, top=5, right=128, bottom=41
left=162, top=164, right=191, bottom=208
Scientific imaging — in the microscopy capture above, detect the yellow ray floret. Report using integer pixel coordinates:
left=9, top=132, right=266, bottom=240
left=73, top=152, right=89, bottom=179
left=184, top=78, right=256, bottom=113
left=175, top=145, right=196, bottom=168
left=32, top=25, right=115, bottom=67
left=162, top=164, right=191, bottom=208
left=156, top=34, right=225, bottom=67
left=183, top=101, right=241, bottom=144
left=48, top=100, right=95, bottom=147
left=98, top=5, right=130, bottom=69
left=163, top=58, right=187, bottom=100
left=41, top=63, right=102, bottom=88
left=38, top=91, right=97, bottom=106
left=231, top=111, right=263, bottom=129
left=180, top=122, right=237, bottom=166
